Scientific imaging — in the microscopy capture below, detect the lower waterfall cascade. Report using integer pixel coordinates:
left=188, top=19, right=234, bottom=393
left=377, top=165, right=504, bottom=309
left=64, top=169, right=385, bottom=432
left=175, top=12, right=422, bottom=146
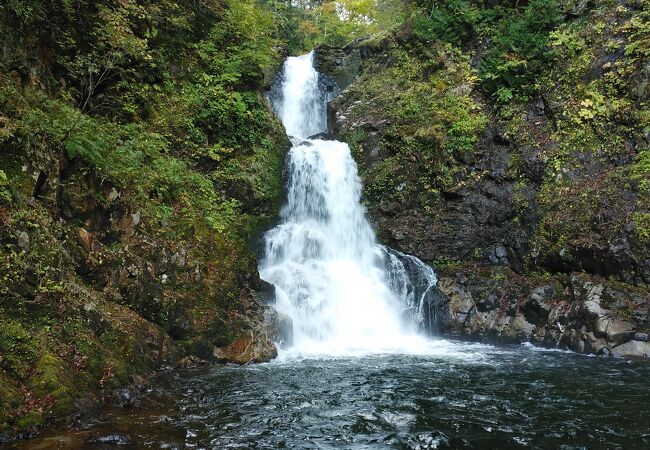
left=260, top=51, right=444, bottom=356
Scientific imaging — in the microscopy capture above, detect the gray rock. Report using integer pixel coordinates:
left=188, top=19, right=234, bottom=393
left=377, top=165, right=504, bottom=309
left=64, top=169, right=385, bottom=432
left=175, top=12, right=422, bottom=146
left=597, top=346, right=612, bottom=357
left=582, top=299, right=608, bottom=319
left=507, top=314, right=536, bottom=341
left=393, top=230, right=406, bottom=241
left=476, top=293, right=497, bottom=312
left=439, top=279, right=474, bottom=316
left=572, top=337, right=586, bottom=353
left=584, top=332, right=608, bottom=354
left=17, top=231, right=30, bottom=250
left=528, top=285, right=555, bottom=318
left=595, top=317, right=635, bottom=341
left=583, top=281, right=605, bottom=304
left=451, top=83, right=472, bottom=96
left=611, top=340, right=650, bottom=358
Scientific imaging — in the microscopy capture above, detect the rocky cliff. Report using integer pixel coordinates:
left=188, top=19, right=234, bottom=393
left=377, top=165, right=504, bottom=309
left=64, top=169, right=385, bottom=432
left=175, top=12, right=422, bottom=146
left=325, top=0, right=649, bottom=357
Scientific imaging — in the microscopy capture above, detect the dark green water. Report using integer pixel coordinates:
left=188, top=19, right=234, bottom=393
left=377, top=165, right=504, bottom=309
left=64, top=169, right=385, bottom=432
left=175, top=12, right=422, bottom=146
left=11, top=341, right=650, bottom=449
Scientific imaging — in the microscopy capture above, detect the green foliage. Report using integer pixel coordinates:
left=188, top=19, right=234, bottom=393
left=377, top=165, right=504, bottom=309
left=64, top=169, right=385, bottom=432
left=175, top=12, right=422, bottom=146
left=632, top=212, right=650, bottom=245
left=624, top=0, right=650, bottom=62
left=195, top=0, right=277, bottom=88
left=29, top=353, right=75, bottom=415
left=0, top=1, right=289, bottom=431
left=338, top=40, right=486, bottom=203
left=409, top=0, right=564, bottom=104
left=0, top=170, right=10, bottom=203
left=264, top=0, right=408, bottom=52
left=478, top=0, right=563, bottom=103
left=1, top=0, right=288, bottom=238
left=632, top=149, right=650, bottom=195
left=30, top=95, right=246, bottom=235
left=411, top=0, right=479, bottom=45
left=0, top=319, right=36, bottom=378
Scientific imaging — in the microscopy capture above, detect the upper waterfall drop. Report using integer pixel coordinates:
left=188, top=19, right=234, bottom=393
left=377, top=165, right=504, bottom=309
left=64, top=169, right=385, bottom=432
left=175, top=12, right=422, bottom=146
left=261, top=52, right=443, bottom=356
left=276, top=51, right=326, bottom=139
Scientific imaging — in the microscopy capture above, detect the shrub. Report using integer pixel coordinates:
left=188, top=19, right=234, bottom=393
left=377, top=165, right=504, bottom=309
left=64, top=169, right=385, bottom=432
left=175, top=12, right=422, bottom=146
left=478, top=0, right=563, bottom=103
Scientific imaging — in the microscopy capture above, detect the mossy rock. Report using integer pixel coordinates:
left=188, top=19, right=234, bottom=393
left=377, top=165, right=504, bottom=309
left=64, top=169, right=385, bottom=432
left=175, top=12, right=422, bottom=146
left=28, top=353, right=76, bottom=416
left=13, top=410, right=45, bottom=430
left=0, top=371, right=21, bottom=427
left=0, top=319, right=37, bottom=379
left=0, top=153, right=36, bottom=201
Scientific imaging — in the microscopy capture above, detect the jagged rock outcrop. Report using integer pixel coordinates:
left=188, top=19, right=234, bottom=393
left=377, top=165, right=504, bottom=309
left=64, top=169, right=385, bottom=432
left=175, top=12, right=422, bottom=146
left=214, top=305, right=293, bottom=364
left=437, top=267, right=648, bottom=357
left=381, top=247, right=451, bottom=335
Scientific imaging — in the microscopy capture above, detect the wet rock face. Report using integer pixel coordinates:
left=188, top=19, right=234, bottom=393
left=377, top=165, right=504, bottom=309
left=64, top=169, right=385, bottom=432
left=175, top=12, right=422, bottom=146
left=314, top=43, right=362, bottom=91
left=381, top=247, right=451, bottom=335
left=213, top=306, right=284, bottom=364
left=437, top=267, right=650, bottom=358
left=334, top=91, right=647, bottom=285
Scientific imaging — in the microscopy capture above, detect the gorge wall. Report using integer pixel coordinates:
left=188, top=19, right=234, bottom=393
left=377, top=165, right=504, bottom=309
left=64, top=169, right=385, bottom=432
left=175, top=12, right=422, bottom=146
left=323, top=0, right=649, bottom=357
left=0, top=0, right=288, bottom=439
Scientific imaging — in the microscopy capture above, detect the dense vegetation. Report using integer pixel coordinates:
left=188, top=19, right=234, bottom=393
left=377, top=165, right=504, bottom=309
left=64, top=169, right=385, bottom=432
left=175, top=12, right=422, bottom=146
left=332, top=0, right=648, bottom=270
left=0, top=0, right=292, bottom=437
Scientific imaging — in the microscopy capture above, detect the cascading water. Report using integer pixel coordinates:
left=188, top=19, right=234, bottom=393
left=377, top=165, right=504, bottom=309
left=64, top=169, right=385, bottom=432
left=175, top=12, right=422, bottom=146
left=275, top=52, right=327, bottom=138
left=261, top=52, right=442, bottom=355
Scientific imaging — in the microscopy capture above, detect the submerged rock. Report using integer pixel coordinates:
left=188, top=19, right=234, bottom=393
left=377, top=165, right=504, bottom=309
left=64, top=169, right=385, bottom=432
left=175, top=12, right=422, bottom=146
left=86, top=434, right=131, bottom=445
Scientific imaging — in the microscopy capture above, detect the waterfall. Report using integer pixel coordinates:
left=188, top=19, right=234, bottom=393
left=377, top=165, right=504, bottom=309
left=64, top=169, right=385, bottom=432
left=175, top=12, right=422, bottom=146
left=276, top=52, right=326, bottom=139
left=261, top=52, right=445, bottom=355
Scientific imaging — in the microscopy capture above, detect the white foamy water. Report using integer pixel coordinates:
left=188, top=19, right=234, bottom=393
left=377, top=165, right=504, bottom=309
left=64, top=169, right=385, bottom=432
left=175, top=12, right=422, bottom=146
left=262, top=52, right=445, bottom=357
left=277, top=52, right=326, bottom=139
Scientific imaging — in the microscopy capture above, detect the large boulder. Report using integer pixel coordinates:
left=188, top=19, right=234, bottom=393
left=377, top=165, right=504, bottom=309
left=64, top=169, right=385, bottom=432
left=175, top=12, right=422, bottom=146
left=213, top=305, right=286, bottom=364
left=611, top=340, right=650, bottom=358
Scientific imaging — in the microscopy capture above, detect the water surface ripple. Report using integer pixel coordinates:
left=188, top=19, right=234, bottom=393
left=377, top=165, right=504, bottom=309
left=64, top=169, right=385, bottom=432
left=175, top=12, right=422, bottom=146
left=15, top=342, right=650, bottom=449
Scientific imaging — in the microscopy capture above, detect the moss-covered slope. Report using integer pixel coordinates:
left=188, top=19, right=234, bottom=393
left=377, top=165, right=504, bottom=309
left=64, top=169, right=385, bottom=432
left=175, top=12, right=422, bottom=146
left=0, top=0, right=288, bottom=438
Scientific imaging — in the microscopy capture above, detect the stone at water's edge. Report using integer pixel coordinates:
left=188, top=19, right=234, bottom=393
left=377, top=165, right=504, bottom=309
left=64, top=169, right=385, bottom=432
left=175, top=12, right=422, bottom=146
left=213, top=306, right=289, bottom=364
left=437, top=270, right=649, bottom=358
left=381, top=247, right=450, bottom=335
left=611, top=340, right=650, bottom=358
left=213, top=336, right=278, bottom=365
